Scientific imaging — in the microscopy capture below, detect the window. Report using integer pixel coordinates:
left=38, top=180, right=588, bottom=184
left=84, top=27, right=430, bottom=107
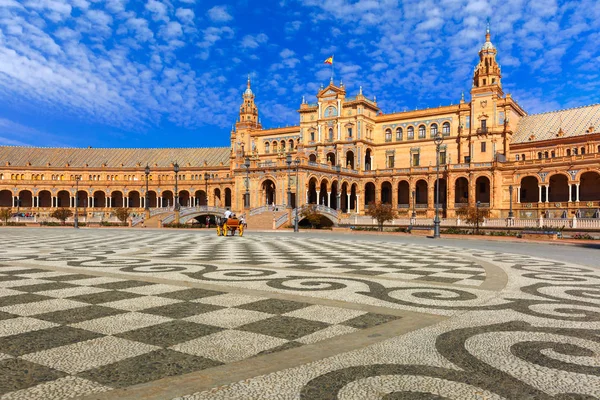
left=412, top=153, right=420, bottom=166
left=396, top=127, right=402, bottom=141
left=464, top=156, right=471, bottom=163
left=544, top=151, right=549, bottom=158
left=407, top=126, right=414, bottom=139
left=522, top=154, right=526, bottom=160
left=551, top=151, right=555, bottom=158
left=573, top=148, right=578, bottom=155
left=289, top=139, right=294, bottom=151
left=310, top=132, right=315, bottom=141
left=430, top=124, right=438, bottom=137
left=481, top=119, right=487, bottom=130
left=481, top=142, right=487, bottom=152
left=265, top=143, right=270, bottom=153
left=328, top=128, right=333, bottom=141
left=387, top=155, right=395, bottom=168
left=347, top=128, right=352, bottom=137
left=581, top=147, right=585, bottom=155
left=273, top=141, right=278, bottom=152
left=515, top=154, right=520, bottom=161
left=439, top=151, right=446, bottom=165
left=418, top=125, right=426, bottom=138
left=483, top=79, right=486, bottom=85
left=385, top=129, right=392, bottom=142
left=566, top=149, right=571, bottom=156
left=442, top=122, right=450, bottom=135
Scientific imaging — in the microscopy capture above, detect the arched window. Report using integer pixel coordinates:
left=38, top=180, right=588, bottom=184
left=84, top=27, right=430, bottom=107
left=566, top=149, right=571, bottom=156
left=385, top=129, right=392, bottom=142
left=522, top=154, right=526, bottom=160
left=310, top=132, right=315, bottom=141
left=537, top=152, right=542, bottom=159
left=544, top=151, right=549, bottom=158
left=442, top=122, right=450, bottom=135
left=281, top=140, right=286, bottom=152
left=515, top=154, right=520, bottom=161
left=328, top=128, right=333, bottom=141
left=430, top=123, right=438, bottom=137
left=265, top=142, right=270, bottom=153
left=573, top=148, right=578, bottom=155
left=324, top=106, right=337, bottom=117
left=407, top=126, right=414, bottom=139
left=272, top=141, right=278, bottom=153
left=396, top=127, right=403, bottom=141
left=418, top=125, right=426, bottom=138
left=581, top=147, right=585, bottom=155
left=288, top=139, right=294, bottom=151
left=597, top=145, right=600, bottom=153
left=551, top=151, right=555, bottom=158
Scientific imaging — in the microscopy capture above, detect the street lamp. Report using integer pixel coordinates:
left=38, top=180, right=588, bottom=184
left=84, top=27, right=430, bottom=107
left=173, top=162, right=180, bottom=211
left=286, top=153, right=292, bottom=209
left=476, top=200, right=481, bottom=235
left=508, top=185, right=514, bottom=219
left=335, top=164, right=341, bottom=211
left=204, top=172, right=209, bottom=206
left=144, top=165, right=150, bottom=211
left=433, top=132, right=444, bottom=238
left=411, top=190, right=416, bottom=219
left=244, top=157, right=250, bottom=209
left=74, top=175, right=80, bottom=229
left=294, top=157, right=300, bottom=232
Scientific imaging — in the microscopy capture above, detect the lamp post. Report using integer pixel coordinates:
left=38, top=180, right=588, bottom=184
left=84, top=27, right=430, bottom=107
left=173, top=162, right=180, bottom=211
left=144, top=165, right=150, bottom=213
left=244, top=157, right=250, bottom=209
left=411, top=190, right=416, bottom=219
left=508, top=185, right=514, bottom=220
left=74, top=175, right=80, bottom=229
left=433, top=133, right=444, bottom=238
left=476, top=200, right=481, bottom=235
left=204, top=172, right=209, bottom=206
left=335, top=164, right=341, bottom=211
left=294, top=157, right=300, bottom=232
left=286, top=153, right=292, bottom=209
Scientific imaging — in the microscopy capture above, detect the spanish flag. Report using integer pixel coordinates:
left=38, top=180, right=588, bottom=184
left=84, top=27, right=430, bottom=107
left=324, top=56, right=333, bottom=65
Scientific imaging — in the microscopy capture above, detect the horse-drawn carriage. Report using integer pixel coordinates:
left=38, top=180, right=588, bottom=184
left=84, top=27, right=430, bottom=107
left=217, top=217, right=245, bottom=236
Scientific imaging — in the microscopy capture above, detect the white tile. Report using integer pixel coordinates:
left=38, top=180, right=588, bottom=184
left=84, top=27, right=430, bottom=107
left=122, top=284, right=188, bottom=295
left=0, top=317, right=58, bottom=338
left=0, top=288, right=22, bottom=297
left=1, top=298, right=88, bottom=317
left=0, top=376, right=112, bottom=400
left=297, top=325, right=358, bottom=344
left=22, top=336, right=158, bottom=374
left=193, top=293, right=267, bottom=307
left=36, top=286, right=109, bottom=299
left=71, top=312, right=171, bottom=335
left=185, top=308, right=272, bottom=329
left=15, top=271, right=71, bottom=279
left=102, top=296, right=182, bottom=311
left=172, top=330, right=287, bottom=363
left=0, top=279, right=52, bottom=288
left=67, top=277, right=127, bottom=286
left=0, top=352, right=13, bottom=361
left=284, top=305, right=366, bottom=324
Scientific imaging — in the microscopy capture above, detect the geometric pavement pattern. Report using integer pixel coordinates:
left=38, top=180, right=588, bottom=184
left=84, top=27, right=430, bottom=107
left=0, top=229, right=599, bottom=399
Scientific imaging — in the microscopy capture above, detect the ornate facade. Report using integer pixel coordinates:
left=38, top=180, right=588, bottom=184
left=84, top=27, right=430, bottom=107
left=1, top=29, right=600, bottom=223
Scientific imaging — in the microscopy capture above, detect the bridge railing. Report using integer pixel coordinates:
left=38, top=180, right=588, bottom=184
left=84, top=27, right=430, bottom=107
left=150, top=207, right=173, bottom=217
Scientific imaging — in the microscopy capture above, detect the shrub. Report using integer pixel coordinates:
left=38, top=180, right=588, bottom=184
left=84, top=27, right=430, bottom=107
left=114, top=208, right=131, bottom=224
left=571, top=233, right=595, bottom=240
left=0, top=208, right=11, bottom=225
left=365, top=202, right=397, bottom=232
left=51, top=209, right=73, bottom=225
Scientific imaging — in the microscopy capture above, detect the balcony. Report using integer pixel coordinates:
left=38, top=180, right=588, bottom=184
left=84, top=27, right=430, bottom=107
left=476, top=127, right=488, bottom=134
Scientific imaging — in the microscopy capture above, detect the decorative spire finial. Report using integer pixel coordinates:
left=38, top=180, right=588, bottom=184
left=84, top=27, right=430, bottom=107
left=461, top=91, right=465, bottom=101
left=485, top=19, right=491, bottom=42
left=359, top=86, right=363, bottom=95
left=302, top=95, right=305, bottom=104
left=247, top=74, right=251, bottom=89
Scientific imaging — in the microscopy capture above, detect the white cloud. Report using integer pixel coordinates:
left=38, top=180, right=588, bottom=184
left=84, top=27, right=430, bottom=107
left=175, top=8, right=194, bottom=25
left=207, top=5, right=232, bottom=22
left=240, top=33, right=268, bottom=49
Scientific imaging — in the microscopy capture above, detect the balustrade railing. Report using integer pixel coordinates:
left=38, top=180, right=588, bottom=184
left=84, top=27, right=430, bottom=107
left=274, top=213, right=289, bottom=229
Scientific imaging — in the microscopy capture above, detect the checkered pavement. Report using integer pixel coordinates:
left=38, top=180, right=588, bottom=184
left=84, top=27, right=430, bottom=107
left=0, top=266, right=399, bottom=398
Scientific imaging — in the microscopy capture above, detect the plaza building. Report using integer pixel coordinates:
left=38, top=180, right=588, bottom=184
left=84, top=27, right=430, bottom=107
left=1, top=29, right=600, bottom=226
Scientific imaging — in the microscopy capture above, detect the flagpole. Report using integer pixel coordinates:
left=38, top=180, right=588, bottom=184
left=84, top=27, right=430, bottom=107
left=331, top=54, right=334, bottom=82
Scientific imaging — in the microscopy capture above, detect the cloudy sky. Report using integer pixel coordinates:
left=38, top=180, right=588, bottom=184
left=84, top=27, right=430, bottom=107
left=0, top=0, right=599, bottom=148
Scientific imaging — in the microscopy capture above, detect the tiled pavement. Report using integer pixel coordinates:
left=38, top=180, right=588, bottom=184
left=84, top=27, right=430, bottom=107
left=0, top=267, right=399, bottom=398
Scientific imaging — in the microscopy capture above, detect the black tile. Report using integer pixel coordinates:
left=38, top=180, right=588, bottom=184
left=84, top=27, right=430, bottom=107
left=239, top=316, right=329, bottom=340
left=0, top=293, right=51, bottom=307
left=35, top=305, right=127, bottom=325
left=0, top=358, right=66, bottom=395
left=256, top=341, right=303, bottom=356
left=43, top=274, right=96, bottom=282
left=78, top=349, right=223, bottom=388
left=68, top=290, right=143, bottom=304
left=0, top=326, right=102, bottom=357
left=342, top=313, right=401, bottom=329
left=0, top=275, right=28, bottom=282
left=157, top=288, right=224, bottom=301
left=0, top=268, right=49, bottom=275
left=0, top=311, right=18, bottom=321
left=117, top=320, right=223, bottom=347
left=9, top=282, right=77, bottom=293
left=92, top=281, right=155, bottom=290
left=418, top=276, right=461, bottom=284
left=238, top=299, right=313, bottom=315
left=143, top=302, right=223, bottom=319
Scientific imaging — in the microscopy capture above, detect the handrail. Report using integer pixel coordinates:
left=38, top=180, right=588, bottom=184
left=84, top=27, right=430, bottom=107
left=274, top=213, right=289, bottom=229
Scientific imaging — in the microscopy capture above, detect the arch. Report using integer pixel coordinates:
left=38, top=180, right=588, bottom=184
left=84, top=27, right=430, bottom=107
left=430, top=123, right=438, bottom=137
left=194, top=190, right=207, bottom=206
left=225, top=188, right=232, bottom=208
left=407, top=126, right=414, bottom=139
left=537, top=152, right=542, bottom=160
left=272, top=141, right=278, bottom=153
left=76, top=190, right=87, bottom=208
left=111, top=191, right=124, bottom=208
left=350, top=183, right=358, bottom=212
left=288, top=139, right=294, bottom=151
left=162, top=190, right=174, bottom=208
left=381, top=181, right=392, bottom=204
left=520, top=176, right=539, bottom=203
left=415, top=180, right=428, bottom=205
left=309, top=153, right=317, bottom=162
left=384, top=128, right=392, bottom=142
left=364, top=182, right=376, bottom=205
left=57, top=190, right=70, bottom=207
left=454, top=177, right=469, bottom=204
left=548, top=174, right=569, bottom=202
left=331, top=180, right=340, bottom=209
left=581, top=147, right=585, bottom=155
left=418, top=124, right=426, bottom=138
left=262, top=179, right=276, bottom=206
left=566, top=148, right=571, bottom=156
left=146, top=191, right=157, bottom=208
left=326, top=152, right=336, bottom=166
left=18, top=190, right=33, bottom=207
left=340, top=182, right=349, bottom=212
left=398, top=180, right=409, bottom=206
left=93, top=191, right=106, bottom=208
left=127, top=190, right=141, bottom=208
left=38, top=190, right=52, bottom=208
left=319, top=179, right=329, bottom=206
left=442, top=121, right=450, bottom=135
left=434, top=178, right=447, bottom=207
left=346, top=150, right=355, bottom=169
left=580, top=171, right=600, bottom=201
left=475, top=176, right=490, bottom=203
left=0, top=190, right=11, bottom=207
left=178, top=190, right=190, bottom=207
left=365, top=148, right=372, bottom=171
left=214, top=188, right=221, bottom=207
left=396, top=127, right=403, bottom=141
left=265, top=142, right=270, bottom=153
left=308, top=177, right=318, bottom=204
left=280, top=140, right=286, bottom=152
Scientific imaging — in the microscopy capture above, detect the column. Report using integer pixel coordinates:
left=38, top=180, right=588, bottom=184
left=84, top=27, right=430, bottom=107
left=91, top=197, right=95, bottom=208
left=327, top=192, right=331, bottom=208
left=316, top=190, right=320, bottom=205
left=545, top=185, right=549, bottom=203
left=576, top=183, right=580, bottom=202
left=35, top=196, right=39, bottom=208
left=158, top=197, right=162, bottom=208
left=538, top=185, right=542, bottom=203
left=191, top=196, right=194, bottom=207
left=347, top=193, right=350, bottom=212
left=568, top=184, right=572, bottom=202
left=356, top=194, right=360, bottom=213
left=108, top=197, right=112, bottom=208
left=516, top=186, right=521, bottom=203
left=306, top=190, right=309, bottom=204
left=123, top=197, right=127, bottom=207
left=70, top=196, right=74, bottom=207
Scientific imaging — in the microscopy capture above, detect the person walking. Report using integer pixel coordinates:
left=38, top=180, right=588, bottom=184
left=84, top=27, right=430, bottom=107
left=205, top=215, right=210, bottom=228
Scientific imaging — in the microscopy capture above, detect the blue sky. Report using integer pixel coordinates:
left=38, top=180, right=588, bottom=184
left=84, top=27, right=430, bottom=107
left=0, top=0, right=599, bottom=149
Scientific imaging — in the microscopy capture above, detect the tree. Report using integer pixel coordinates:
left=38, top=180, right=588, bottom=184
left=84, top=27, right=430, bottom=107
left=300, top=205, right=323, bottom=228
left=51, top=208, right=73, bottom=225
left=114, top=207, right=130, bottom=226
left=365, top=201, right=397, bottom=232
left=456, top=204, right=490, bottom=234
left=0, top=208, right=12, bottom=226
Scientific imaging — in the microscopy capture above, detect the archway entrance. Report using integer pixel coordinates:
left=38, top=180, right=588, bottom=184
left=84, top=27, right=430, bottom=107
left=580, top=172, right=600, bottom=201
left=415, top=180, right=428, bottom=206
left=262, top=180, right=276, bottom=206
left=381, top=182, right=392, bottom=204
left=454, top=177, right=469, bottom=205
left=520, top=177, right=539, bottom=203
left=398, top=181, right=409, bottom=207
left=548, top=175, right=569, bottom=202
left=364, top=182, right=376, bottom=205
left=475, top=176, right=490, bottom=204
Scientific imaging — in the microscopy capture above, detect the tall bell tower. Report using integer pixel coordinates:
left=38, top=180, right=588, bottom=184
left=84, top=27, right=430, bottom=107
left=472, top=24, right=503, bottom=96
left=236, top=76, right=261, bottom=131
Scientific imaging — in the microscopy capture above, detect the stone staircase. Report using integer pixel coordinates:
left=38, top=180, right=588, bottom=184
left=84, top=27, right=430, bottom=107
left=246, top=210, right=288, bottom=230
left=143, top=212, right=173, bottom=228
